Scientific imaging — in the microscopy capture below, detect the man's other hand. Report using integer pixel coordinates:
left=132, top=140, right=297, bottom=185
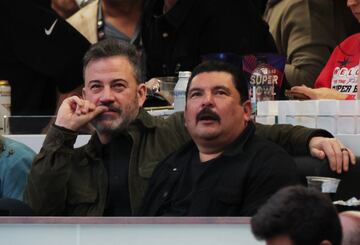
left=290, top=86, right=348, bottom=100
left=309, top=137, right=356, bottom=174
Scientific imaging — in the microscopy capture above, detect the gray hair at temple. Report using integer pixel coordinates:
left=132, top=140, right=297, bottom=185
left=82, top=39, right=143, bottom=84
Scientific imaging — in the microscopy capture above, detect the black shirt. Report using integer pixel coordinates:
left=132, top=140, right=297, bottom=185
left=103, top=135, right=132, bottom=216
left=162, top=150, right=210, bottom=216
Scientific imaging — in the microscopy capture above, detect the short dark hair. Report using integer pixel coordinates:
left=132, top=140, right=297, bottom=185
left=186, top=60, right=249, bottom=103
left=251, top=186, right=342, bottom=245
left=83, top=39, right=143, bottom=84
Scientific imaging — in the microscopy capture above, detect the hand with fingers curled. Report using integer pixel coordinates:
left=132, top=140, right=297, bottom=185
left=309, top=136, right=356, bottom=174
left=290, top=86, right=348, bottom=100
left=55, top=96, right=108, bottom=131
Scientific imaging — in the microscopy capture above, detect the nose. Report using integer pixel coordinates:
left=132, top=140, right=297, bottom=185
left=202, top=92, right=215, bottom=107
left=99, top=86, right=115, bottom=104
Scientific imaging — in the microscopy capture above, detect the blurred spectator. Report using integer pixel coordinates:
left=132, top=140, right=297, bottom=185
left=142, top=0, right=277, bottom=79
left=340, top=211, right=360, bottom=245
left=67, top=0, right=143, bottom=45
left=263, top=0, right=360, bottom=88
left=0, top=137, right=35, bottom=201
left=252, top=185, right=342, bottom=245
left=52, top=0, right=80, bottom=18
left=0, top=0, right=90, bottom=133
left=289, top=0, right=360, bottom=100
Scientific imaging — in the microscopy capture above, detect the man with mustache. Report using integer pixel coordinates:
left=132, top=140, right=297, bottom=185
left=138, top=61, right=300, bottom=216
left=25, top=40, right=355, bottom=216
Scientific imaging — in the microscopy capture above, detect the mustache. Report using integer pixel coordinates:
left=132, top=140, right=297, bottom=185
left=196, top=107, right=220, bottom=122
left=99, top=103, right=122, bottom=114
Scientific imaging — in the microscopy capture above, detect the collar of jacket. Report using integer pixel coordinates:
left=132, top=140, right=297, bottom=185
left=221, top=120, right=255, bottom=157
left=267, top=0, right=281, bottom=8
left=84, top=108, right=157, bottom=159
left=146, top=0, right=196, bottom=28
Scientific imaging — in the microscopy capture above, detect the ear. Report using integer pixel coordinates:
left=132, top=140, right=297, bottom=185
left=242, top=100, right=252, bottom=122
left=137, top=83, right=147, bottom=107
left=319, top=240, right=332, bottom=245
left=184, top=104, right=188, bottom=128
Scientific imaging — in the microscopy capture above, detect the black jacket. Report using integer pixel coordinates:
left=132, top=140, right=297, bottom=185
left=139, top=122, right=300, bottom=216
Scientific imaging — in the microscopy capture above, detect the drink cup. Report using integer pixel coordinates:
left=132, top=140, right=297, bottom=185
left=306, top=176, right=341, bottom=200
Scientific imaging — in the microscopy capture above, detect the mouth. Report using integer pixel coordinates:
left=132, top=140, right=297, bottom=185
left=101, top=110, right=119, bottom=116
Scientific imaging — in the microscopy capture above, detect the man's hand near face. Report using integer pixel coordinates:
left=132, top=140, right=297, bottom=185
left=55, top=96, right=107, bottom=131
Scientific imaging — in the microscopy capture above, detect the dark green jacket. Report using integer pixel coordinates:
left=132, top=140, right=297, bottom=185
left=24, top=109, right=330, bottom=216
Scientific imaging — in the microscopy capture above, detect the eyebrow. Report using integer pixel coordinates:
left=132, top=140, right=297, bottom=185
left=213, top=85, right=231, bottom=93
left=188, top=87, right=202, bottom=94
left=188, top=85, right=231, bottom=93
left=87, top=79, right=128, bottom=85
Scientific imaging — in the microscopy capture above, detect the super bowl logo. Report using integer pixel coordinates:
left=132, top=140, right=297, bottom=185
left=333, top=65, right=359, bottom=79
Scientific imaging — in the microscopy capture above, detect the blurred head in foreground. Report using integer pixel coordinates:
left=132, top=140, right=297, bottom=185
left=251, top=185, right=342, bottom=245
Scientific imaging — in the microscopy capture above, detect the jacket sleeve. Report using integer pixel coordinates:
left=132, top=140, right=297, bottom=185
left=24, top=125, right=79, bottom=215
left=164, top=112, right=191, bottom=143
left=255, top=123, right=332, bottom=155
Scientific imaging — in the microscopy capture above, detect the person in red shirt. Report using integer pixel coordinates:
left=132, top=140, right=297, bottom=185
left=289, top=0, right=360, bottom=100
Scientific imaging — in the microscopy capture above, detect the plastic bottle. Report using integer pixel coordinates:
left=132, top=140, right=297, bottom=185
left=173, top=71, right=191, bottom=111
left=248, top=56, right=277, bottom=114
left=0, top=80, right=11, bottom=133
